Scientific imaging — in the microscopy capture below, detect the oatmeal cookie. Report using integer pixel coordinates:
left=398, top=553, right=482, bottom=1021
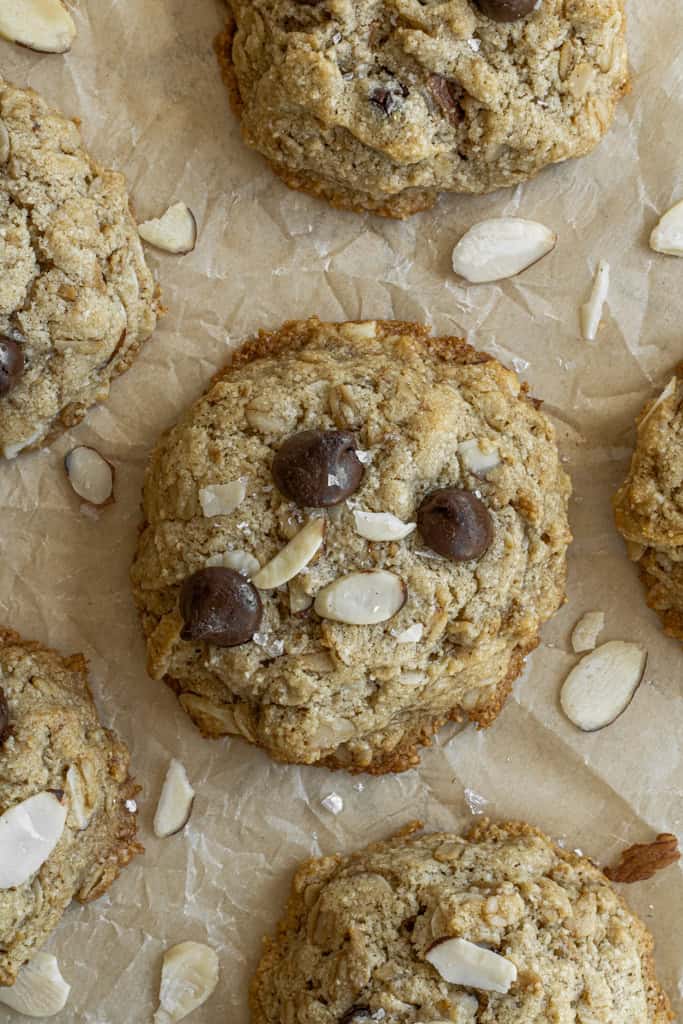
left=0, top=76, right=160, bottom=459
left=0, top=628, right=141, bottom=986
left=217, top=0, right=629, bottom=217
left=131, top=318, right=571, bottom=773
left=251, top=821, right=673, bottom=1024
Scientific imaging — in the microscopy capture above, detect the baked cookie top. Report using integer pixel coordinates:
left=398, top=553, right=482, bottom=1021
left=132, top=318, right=571, bottom=773
left=614, top=367, right=683, bottom=641
left=0, top=77, right=160, bottom=459
left=0, top=628, right=140, bottom=986
left=250, top=821, right=673, bottom=1024
left=219, top=0, right=629, bottom=216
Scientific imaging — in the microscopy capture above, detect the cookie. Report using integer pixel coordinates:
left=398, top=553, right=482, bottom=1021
left=0, top=628, right=141, bottom=986
left=251, top=820, right=673, bottom=1024
left=217, top=0, right=629, bottom=218
left=614, top=366, right=683, bottom=642
left=131, top=318, right=571, bottom=773
left=0, top=77, right=160, bottom=460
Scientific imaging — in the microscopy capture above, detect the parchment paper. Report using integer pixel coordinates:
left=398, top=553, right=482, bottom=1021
left=1, top=1, right=682, bottom=1020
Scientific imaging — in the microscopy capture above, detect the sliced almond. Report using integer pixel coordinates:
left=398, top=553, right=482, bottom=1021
left=289, top=578, right=314, bottom=613
left=154, top=941, right=219, bottom=1024
left=560, top=641, right=647, bottom=732
left=139, top=202, right=197, bottom=255
left=253, top=518, right=325, bottom=590
left=314, top=570, right=406, bottom=625
left=571, top=611, right=605, bottom=654
left=0, top=792, right=67, bottom=888
left=452, top=218, right=556, bottom=284
left=353, top=510, right=416, bottom=542
left=639, top=377, right=677, bottom=430
left=0, top=952, right=70, bottom=1017
left=199, top=480, right=246, bottom=518
left=206, top=549, right=260, bottom=577
left=0, top=0, right=76, bottom=54
left=153, top=759, right=195, bottom=839
left=581, top=260, right=610, bottom=341
left=426, top=937, right=517, bottom=994
left=650, top=200, right=683, bottom=256
left=65, top=763, right=94, bottom=831
left=0, top=123, right=10, bottom=165
left=64, top=446, right=114, bottom=506
left=458, top=439, right=500, bottom=476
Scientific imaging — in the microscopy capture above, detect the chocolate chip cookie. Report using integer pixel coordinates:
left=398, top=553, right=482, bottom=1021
left=0, top=77, right=160, bottom=460
left=0, top=628, right=141, bottom=986
left=131, top=318, right=571, bottom=773
left=251, top=821, right=673, bottom=1024
left=217, top=0, right=629, bottom=217
left=614, top=366, right=683, bottom=642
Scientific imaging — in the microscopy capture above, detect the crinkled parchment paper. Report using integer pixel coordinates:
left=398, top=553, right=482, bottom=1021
left=1, top=1, right=682, bottom=1020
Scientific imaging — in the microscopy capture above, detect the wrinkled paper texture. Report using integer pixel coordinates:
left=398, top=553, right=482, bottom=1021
left=0, top=1, right=682, bottom=1021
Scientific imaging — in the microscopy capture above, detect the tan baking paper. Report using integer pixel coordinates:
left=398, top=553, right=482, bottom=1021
left=1, top=1, right=682, bottom=1021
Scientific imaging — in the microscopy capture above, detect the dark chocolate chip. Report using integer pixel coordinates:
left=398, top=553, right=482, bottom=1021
left=417, top=487, right=493, bottom=562
left=428, top=74, right=465, bottom=127
left=272, top=430, right=364, bottom=507
left=0, top=338, right=24, bottom=397
left=0, top=685, right=9, bottom=746
left=179, top=567, right=263, bottom=647
left=474, top=0, right=538, bottom=22
left=369, top=79, right=408, bottom=115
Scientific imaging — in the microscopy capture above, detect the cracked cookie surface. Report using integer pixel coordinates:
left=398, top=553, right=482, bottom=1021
left=0, top=77, right=160, bottom=459
left=614, top=366, right=683, bottom=642
left=131, top=318, right=571, bottom=773
left=218, top=0, right=629, bottom=217
left=251, top=821, right=673, bottom=1024
left=0, top=628, right=141, bottom=986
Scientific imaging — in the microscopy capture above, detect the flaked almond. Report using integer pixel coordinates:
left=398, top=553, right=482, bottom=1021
left=426, top=938, right=517, bottom=994
left=65, top=763, right=94, bottom=831
left=452, top=218, right=556, bottom=284
left=353, top=510, right=416, bottom=542
left=289, top=578, right=314, bottom=613
left=314, top=570, right=406, bottom=625
left=0, top=792, right=67, bottom=888
left=0, top=0, right=76, bottom=54
left=139, top=202, right=197, bottom=255
left=199, top=480, right=246, bottom=518
left=253, top=518, right=325, bottom=590
left=64, top=446, right=114, bottom=506
left=560, top=641, right=647, bottom=732
left=153, top=759, right=195, bottom=838
left=639, top=377, right=677, bottom=430
left=458, top=439, right=500, bottom=476
left=650, top=199, right=683, bottom=256
left=206, top=549, right=260, bottom=578
left=0, top=952, right=70, bottom=1017
left=178, top=693, right=241, bottom=737
left=581, top=260, right=610, bottom=341
left=154, top=941, right=219, bottom=1024
left=604, top=833, right=680, bottom=883
left=571, top=611, right=605, bottom=654
left=0, top=123, right=10, bottom=164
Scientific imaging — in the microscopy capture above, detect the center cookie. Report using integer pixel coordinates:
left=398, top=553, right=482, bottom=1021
left=131, top=318, right=571, bottom=773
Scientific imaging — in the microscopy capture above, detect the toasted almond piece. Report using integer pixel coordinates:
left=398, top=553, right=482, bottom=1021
left=604, top=833, right=680, bottom=883
left=64, top=446, right=114, bottom=506
left=206, top=549, right=260, bottom=577
left=560, top=641, right=647, bottom=732
left=314, top=570, right=406, bottom=625
left=650, top=199, right=683, bottom=256
left=581, top=260, right=610, bottom=341
left=426, top=937, right=517, bottom=994
left=178, top=694, right=241, bottom=736
left=0, top=953, right=70, bottom=1017
left=571, top=611, right=605, bottom=654
left=153, top=759, right=195, bottom=839
left=0, top=123, right=10, bottom=164
left=639, top=376, right=677, bottom=430
left=0, top=792, right=67, bottom=888
left=452, top=218, right=556, bottom=284
left=0, top=0, right=76, bottom=54
left=253, top=518, right=325, bottom=590
left=199, top=480, right=246, bottom=518
left=393, top=623, right=424, bottom=643
left=139, top=202, right=197, bottom=255
left=154, top=941, right=219, bottom=1024
left=353, top=510, right=416, bottom=542
left=458, top=439, right=500, bottom=476
left=289, top=578, right=314, bottom=613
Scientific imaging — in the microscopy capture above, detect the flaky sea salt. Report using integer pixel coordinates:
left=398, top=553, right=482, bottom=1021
left=321, top=792, right=344, bottom=815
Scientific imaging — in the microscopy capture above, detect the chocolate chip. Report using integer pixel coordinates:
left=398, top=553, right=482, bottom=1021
left=370, top=79, right=408, bottom=116
left=179, top=567, right=263, bottom=647
left=428, top=75, right=464, bottom=127
left=474, top=0, right=538, bottom=22
left=0, top=337, right=24, bottom=397
left=0, top=685, right=9, bottom=745
left=272, top=430, right=364, bottom=507
left=417, top=488, right=493, bottom=562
